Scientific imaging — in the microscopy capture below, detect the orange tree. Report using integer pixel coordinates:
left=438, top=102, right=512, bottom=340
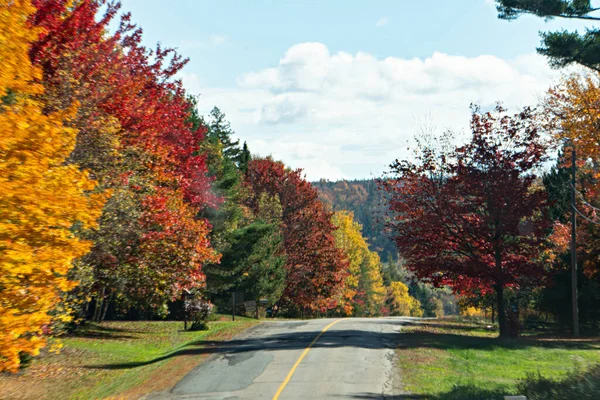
left=0, top=0, right=104, bottom=372
left=29, top=0, right=219, bottom=315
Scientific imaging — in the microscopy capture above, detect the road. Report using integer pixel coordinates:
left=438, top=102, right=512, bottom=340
left=149, top=317, right=413, bottom=400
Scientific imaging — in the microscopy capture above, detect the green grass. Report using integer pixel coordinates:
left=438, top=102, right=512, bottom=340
left=0, top=315, right=259, bottom=400
left=396, top=318, right=600, bottom=399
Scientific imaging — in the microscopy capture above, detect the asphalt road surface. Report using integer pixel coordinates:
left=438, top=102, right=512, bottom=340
left=149, top=317, right=414, bottom=400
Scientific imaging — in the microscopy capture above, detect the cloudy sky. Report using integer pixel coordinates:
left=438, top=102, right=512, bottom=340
left=119, top=0, right=590, bottom=181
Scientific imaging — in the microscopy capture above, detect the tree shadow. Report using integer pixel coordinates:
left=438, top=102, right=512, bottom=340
left=84, top=325, right=404, bottom=370
left=83, top=319, right=599, bottom=370
left=350, top=364, right=600, bottom=399
left=345, top=385, right=509, bottom=399
left=68, top=324, right=136, bottom=340
left=399, top=320, right=496, bottom=333
left=398, top=329, right=600, bottom=352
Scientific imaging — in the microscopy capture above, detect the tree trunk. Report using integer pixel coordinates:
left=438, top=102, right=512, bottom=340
left=495, top=284, right=507, bottom=337
left=491, top=304, right=495, bottom=324
left=100, top=292, right=112, bottom=323
left=92, top=286, right=105, bottom=323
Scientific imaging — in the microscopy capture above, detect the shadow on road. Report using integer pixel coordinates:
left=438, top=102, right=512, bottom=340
left=84, top=318, right=599, bottom=371
left=85, top=325, right=402, bottom=370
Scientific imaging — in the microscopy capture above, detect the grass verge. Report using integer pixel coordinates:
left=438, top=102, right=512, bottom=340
left=396, top=318, right=600, bottom=399
left=0, top=315, right=259, bottom=400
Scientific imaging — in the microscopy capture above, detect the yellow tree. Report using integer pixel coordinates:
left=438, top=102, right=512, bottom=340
left=546, top=74, right=600, bottom=160
left=0, top=0, right=104, bottom=373
left=332, top=211, right=385, bottom=316
left=545, top=73, right=600, bottom=278
left=386, top=281, right=423, bottom=317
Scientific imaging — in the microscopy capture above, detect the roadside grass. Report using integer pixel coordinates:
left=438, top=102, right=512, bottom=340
left=397, top=318, right=600, bottom=399
left=0, top=315, right=259, bottom=400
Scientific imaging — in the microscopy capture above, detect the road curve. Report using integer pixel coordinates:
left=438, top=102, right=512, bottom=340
left=148, top=317, right=414, bottom=399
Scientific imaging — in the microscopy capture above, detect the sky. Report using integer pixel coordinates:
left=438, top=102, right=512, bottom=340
left=117, top=0, right=594, bottom=181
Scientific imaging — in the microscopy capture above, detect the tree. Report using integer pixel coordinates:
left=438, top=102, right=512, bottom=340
left=30, top=0, right=218, bottom=316
left=382, top=106, right=550, bottom=337
left=386, top=282, right=422, bottom=317
left=239, top=141, right=251, bottom=173
left=244, top=158, right=348, bottom=311
left=542, top=76, right=600, bottom=328
left=495, top=0, right=600, bottom=71
left=544, top=74, right=600, bottom=281
left=0, top=0, right=104, bottom=372
left=332, top=211, right=386, bottom=316
left=313, top=179, right=397, bottom=262
left=205, top=107, right=242, bottom=162
left=207, top=191, right=287, bottom=308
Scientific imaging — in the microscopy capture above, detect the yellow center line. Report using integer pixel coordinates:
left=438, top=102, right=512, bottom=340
left=271, top=318, right=345, bottom=400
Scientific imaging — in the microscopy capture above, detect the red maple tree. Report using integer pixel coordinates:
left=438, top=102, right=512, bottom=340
left=382, top=106, right=550, bottom=337
left=29, top=0, right=218, bottom=310
left=244, top=158, right=348, bottom=311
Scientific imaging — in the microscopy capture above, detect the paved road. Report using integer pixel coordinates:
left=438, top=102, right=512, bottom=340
left=149, top=317, right=415, bottom=400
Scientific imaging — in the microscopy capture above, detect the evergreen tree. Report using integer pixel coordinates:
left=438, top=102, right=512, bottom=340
left=543, top=149, right=571, bottom=223
left=206, top=107, right=242, bottom=162
left=495, top=0, right=600, bottom=71
left=239, top=141, right=251, bottom=173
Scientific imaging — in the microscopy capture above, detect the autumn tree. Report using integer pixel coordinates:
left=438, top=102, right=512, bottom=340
left=0, top=0, right=104, bottom=372
left=542, top=74, right=600, bottom=327
left=382, top=106, right=550, bottom=337
left=29, top=0, right=217, bottom=317
left=244, top=158, right=348, bottom=311
left=495, top=0, right=600, bottom=70
left=385, top=282, right=422, bottom=317
left=332, top=211, right=386, bottom=316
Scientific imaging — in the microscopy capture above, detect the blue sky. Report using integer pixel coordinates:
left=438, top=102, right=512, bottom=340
left=118, top=0, right=592, bottom=180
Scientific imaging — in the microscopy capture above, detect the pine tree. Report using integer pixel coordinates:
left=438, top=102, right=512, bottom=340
left=495, top=0, right=600, bottom=71
left=239, top=141, right=251, bottom=173
left=207, top=107, right=242, bottom=162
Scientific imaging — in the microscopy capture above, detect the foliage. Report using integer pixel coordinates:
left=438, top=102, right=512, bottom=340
left=184, top=298, right=214, bottom=331
left=314, top=179, right=396, bottom=262
left=541, top=75, right=600, bottom=329
left=29, top=0, right=218, bottom=317
left=198, top=105, right=249, bottom=299
left=213, top=216, right=287, bottom=307
left=518, top=363, right=600, bottom=400
left=382, top=257, right=457, bottom=317
left=495, top=0, right=600, bottom=71
left=382, top=106, right=550, bottom=337
left=386, top=282, right=423, bottom=317
left=0, top=0, right=105, bottom=372
left=245, top=158, right=348, bottom=311
left=332, top=211, right=386, bottom=316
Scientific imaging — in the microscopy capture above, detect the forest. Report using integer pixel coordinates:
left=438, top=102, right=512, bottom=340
left=3, top=0, right=600, bottom=377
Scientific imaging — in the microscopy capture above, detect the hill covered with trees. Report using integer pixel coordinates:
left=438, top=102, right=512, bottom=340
left=312, top=179, right=396, bottom=262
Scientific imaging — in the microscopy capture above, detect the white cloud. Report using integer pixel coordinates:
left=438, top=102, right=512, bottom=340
left=376, top=17, right=389, bottom=27
left=180, top=34, right=228, bottom=50
left=182, top=43, right=565, bottom=181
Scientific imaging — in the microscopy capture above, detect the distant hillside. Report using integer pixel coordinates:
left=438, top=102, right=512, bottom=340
left=312, top=179, right=396, bottom=262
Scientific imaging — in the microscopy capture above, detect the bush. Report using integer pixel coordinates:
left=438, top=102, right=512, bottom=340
left=184, top=298, right=213, bottom=331
left=518, top=363, right=600, bottom=400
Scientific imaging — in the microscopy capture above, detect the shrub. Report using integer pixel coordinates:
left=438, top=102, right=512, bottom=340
left=518, top=363, right=600, bottom=400
left=184, top=298, right=214, bottom=331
